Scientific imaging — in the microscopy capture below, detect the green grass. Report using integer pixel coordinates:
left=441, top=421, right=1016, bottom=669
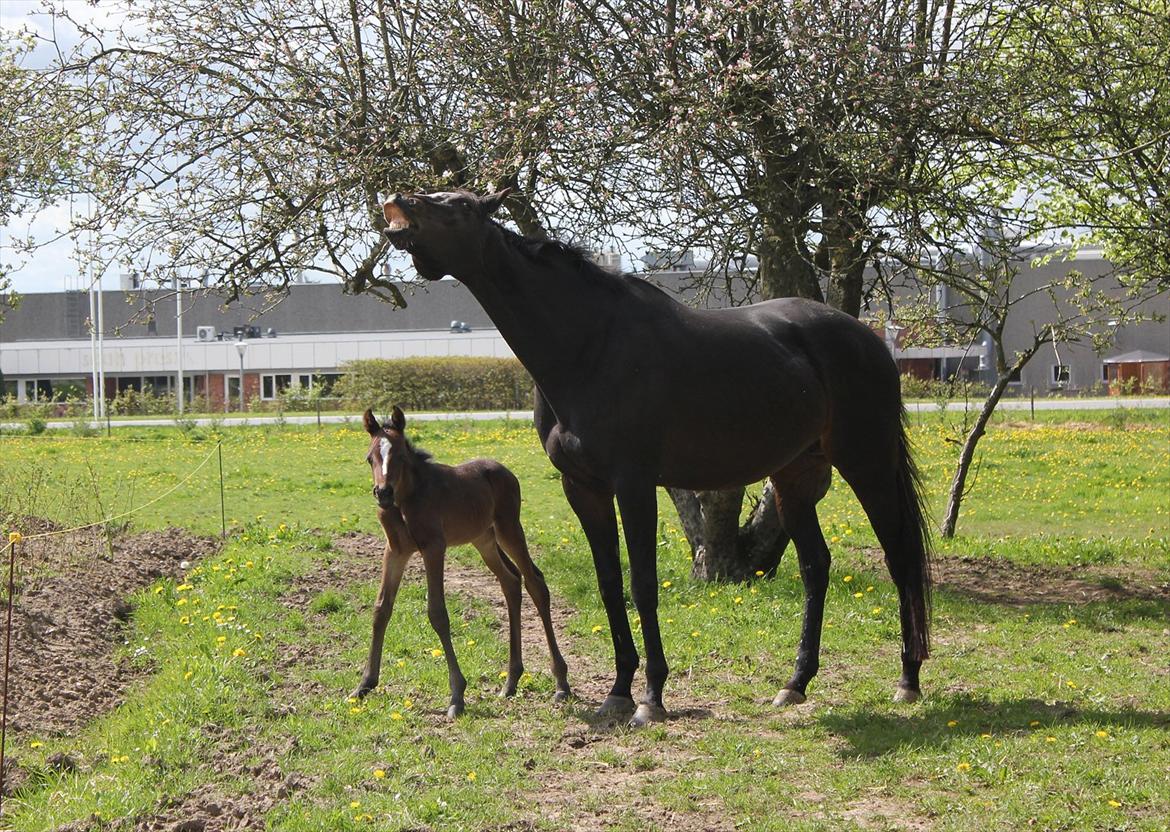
left=1, top=412, right=1168, bottom=830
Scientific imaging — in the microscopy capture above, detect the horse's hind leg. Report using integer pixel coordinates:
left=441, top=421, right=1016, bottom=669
left=420, top=543, right=467, bottom=718
left=472, top=534, right=525, bottom=697
left=351, top=543, right=410, bottom=700
left=494, top=516, right=572, bottom=702
left=771, top=450, right=834, bottom=706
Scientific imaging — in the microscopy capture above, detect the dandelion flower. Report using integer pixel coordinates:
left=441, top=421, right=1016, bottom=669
left=662, top=580, right=672, bottom=588
left=29, top=740, right=42, bottom=748
left=946, top=720, right=958, bottom=728
left=843, top=575, right=853, bottom=583
left=467, top=771, right=477, bottom=782
left=431, top=648, right=443, bottom=657
left=374, top=769, right=386, bottom=779
left=853, top=592, right=864, bottom=598
left=1108, top=800, right=1121, bottom=808
left=232, top=648, right=246, bottom=657
left=1095, top=730, right=1109, bottom=738
left=591, top=625, right=603, bottom=633
left=955, top=762, right=971, bottom=772
left=390, top=712, right=403, bottom=721
left=754, top=570, right=764, bottom=577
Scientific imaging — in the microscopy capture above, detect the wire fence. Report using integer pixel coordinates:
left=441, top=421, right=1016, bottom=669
left=0, top=440, right=228, bottom=812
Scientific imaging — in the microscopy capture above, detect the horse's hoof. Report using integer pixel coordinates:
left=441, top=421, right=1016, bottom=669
left=349, top=684, right=375, bottom=700
left=773, top=688, right=807, bottom=706
left=498, top=683, right=519, bottom=698
left=595, top=695, right=636, bottom=719
left=629, top=702, right=667, bottom=727
left=894, top=685, right=921, bottom=704
left=446, top=702, right=465, bottom=719
left=553, top=687, right=573, bottom=704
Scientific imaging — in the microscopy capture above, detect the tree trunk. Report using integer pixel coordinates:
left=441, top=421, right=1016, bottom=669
left=941, top=370, right=1014, bottom=538
left=665, top=482, right=790, bottom=581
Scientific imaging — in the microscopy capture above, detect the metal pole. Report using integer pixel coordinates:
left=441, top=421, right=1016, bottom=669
left=176, top=279, right=184, bottom=415
left=0, top=536, right=19, bottom=812
left=89, top=285, right=99, bottom=420
left=238, top=349, right=245, bottom=413
left=1030, top=386, right=1035, bottom=420
left=96, top=278, right=106, bottom=419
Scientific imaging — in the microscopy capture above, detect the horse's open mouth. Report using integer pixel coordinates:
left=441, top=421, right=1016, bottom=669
left=382, top=198, right=415, bottom=249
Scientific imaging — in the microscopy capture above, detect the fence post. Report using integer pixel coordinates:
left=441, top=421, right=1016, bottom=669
left=1030, top=386, right=1035, bottom=420
left=316, top=397, right=321, bottom=430
left=1, top=533, right=20, bottom=812
left=218, top=443, right=227, bottom=539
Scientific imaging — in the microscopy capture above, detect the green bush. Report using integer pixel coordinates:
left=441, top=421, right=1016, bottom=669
left=335, top=357, right=534, bottom=412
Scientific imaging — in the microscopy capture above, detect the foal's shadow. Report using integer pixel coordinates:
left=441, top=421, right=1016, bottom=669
left=819, top=694, right=1170, bottom=758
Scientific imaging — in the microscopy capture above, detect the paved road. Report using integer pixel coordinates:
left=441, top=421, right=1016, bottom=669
left=3, top=397, right=1167, bottom=432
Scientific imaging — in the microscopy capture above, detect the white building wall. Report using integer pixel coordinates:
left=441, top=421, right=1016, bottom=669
left=1, top=329, right=515, bottom=383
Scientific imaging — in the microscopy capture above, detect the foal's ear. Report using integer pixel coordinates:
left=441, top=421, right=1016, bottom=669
left=362, top=409, right=380, bottom=436
left=390, top=405, right=406, bottom=432
left=478, top=187, right=513, bottom=217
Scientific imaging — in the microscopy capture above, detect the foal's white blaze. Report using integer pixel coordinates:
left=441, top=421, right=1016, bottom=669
left=379, top=437, right=391, bottom=477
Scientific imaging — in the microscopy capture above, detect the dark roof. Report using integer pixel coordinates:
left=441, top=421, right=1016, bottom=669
left=0, top=272, right=716, bottom=343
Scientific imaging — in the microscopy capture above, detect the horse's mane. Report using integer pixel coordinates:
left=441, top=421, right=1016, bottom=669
left=490, top=221, right=626, bottom=287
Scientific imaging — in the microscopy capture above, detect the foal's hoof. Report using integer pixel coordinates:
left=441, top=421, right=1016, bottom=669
left=772, top=688, right=807, bottom=706
left=894, top=685, right=921, bottom=704
left=553, top=687, right=573, bottom=704
left=595, top=695, right=636, bottom=719
left=446, top=702, right=465, bottom=719
left=629, top=702, right=667, bottom=727
left=349, top=683, right=375, bottom=701
left=498, top=682, right=519, bottom=698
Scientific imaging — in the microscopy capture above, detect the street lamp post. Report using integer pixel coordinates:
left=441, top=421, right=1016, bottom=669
left=235, top=338, right=248, bottom=412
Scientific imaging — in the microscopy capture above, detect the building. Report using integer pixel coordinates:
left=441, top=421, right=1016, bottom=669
left=3, top=250, right=1166, bottom=408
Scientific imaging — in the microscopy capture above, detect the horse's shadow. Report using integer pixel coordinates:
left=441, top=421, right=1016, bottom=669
left=574, top=702, right=714, bottom=733
left=818, top=693, right=1170, bottom=758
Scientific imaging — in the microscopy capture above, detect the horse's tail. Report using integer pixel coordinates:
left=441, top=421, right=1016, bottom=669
left=891, top=411, right=933, bottom=661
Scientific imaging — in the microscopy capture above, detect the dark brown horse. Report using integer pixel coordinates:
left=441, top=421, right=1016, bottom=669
left=352, top=406, right=571, bottom=717
left=380, top=189, right=932, bottom=727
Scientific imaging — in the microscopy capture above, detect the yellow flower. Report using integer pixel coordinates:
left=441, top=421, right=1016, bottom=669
left=872, top=607, right=883, bottom=614
left=29, top=740, right=42, bottom=748
left=216, top=636, right=226, bottom=644
left=176, top=598, right=188, bottom=607
left=176, top=583, right=193, bottom=591
left=350, top=800, right=361, bottom=809
left=947, top=720, right=958, bottom=728
left=1029, top=720, right=1041, bottom=727
left=184, top=671, right=194, bottom=681
left=403, top=698, right=413, bottom=709
left=373, top=769, right=386, bottom=778
left=232, top=648, right=246, bottom=657
left=179, top=616, right=190, bottom=625
left=955, top=762, right=971, bottom=772
left=466, top=639, right=476, bottom=647
left=691, top=630, right=700, bottom=637
left=1108, top=800, right=1122, bottom=808
left=467, top=771, right=477, bottom=781
left=591, top=625, right=603, bottom=633
left=1045, top=736, right=1056, bottom=743
left=1094, top=730, right=1109, bottom=738
left=843, top=575, right=853, bottom=582
left=662, top=580, right=672, bottom=588
left=390, top=712, right=403, bottom=721
left=396, top=659, right=406, bottom=667
left=431, top=648, right=443, bottom=657
left=754, top=570, right=764, bottom=577
left=734, top=596, right=742, bottom=604
left=866, top=586, right=874, bottom=592
left=853, top=592, right=864, bottom=598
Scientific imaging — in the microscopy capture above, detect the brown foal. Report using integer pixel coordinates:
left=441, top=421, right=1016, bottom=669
left=351, top=406, right=572, bottom=717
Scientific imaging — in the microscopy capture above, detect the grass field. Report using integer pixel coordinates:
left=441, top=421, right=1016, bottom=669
left=1, top=410, right=1167, bottom=830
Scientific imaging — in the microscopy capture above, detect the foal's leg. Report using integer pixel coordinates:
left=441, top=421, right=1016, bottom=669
left=420, top=543, right=467, bottom=718
left=472, top=535, right=525, bottom=697
left=351, top=544, right=411, bottom=700
left=616, top=482, right=669, bottom=726
left=772, top=453, right=834, bottom=706
left=494, top=517, right=572, bottom=702
left=562, top=474, right=637, bottom=718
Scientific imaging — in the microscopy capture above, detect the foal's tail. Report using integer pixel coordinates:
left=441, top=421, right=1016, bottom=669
left=891, top=413, right=933, bottom=661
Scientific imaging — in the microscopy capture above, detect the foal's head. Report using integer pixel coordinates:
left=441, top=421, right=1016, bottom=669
left=381, top=188, right=512, bottom=280
left=363, top=406, right=410, bottom=508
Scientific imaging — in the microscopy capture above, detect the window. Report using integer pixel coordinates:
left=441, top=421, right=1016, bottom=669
left=1052, top=365, right=1070, bottom=384
left=261, top=374, right=293, bottom=399
left=2, top=379, right=16, bottom=399
left=314, top=373, right=342, bottom=395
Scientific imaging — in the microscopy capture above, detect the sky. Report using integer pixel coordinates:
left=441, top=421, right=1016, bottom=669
left=0, top=1, right=151, bottom=295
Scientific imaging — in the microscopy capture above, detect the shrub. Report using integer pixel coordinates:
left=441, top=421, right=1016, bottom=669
left=334, top=357, right=534, bottom=412
left=26, top=416, right=47, bottom=435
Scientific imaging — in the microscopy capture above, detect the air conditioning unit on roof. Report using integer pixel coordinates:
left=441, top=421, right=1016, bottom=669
left=196, top=325, right=217, bottom=342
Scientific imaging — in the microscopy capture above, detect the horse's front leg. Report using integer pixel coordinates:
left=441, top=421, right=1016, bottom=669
left=351, top=543, right=411, bottom=699
left=562, top=474, right=638, bottom=719
left=616, top=482, right=669, bottom=726
left=421, top=542, right=467, bottom=718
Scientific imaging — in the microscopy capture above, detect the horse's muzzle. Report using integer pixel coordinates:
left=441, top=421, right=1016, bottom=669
left=372, top=483, right=396, bottom=507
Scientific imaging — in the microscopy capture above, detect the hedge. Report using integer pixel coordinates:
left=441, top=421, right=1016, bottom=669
left=333, top=357, right=535, bottom=412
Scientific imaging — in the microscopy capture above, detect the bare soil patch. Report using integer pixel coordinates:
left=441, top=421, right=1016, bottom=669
left=929, top=553, right=1169, bottom=607
left=3, top=520, right=219, bottom=741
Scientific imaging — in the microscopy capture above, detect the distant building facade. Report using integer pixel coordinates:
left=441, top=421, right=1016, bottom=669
left=2, top=249, right=1166, bottom=408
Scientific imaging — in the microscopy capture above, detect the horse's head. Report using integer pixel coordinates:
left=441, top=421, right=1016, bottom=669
left=363, top=406, right=408, bottom=507
left=381, top=188, right=512, bottom=280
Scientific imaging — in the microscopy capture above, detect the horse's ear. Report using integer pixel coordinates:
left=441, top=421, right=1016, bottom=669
left=362, top=409, right=380, bottom=436
left=478, top=187, right=513, bottom=217
left=390, top=405, right=406, bottom=432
